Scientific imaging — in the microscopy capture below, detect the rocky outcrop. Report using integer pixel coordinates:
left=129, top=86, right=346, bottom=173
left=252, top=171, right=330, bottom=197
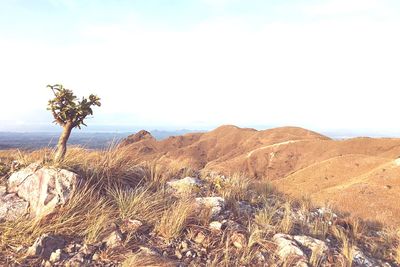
left=166, top=177, right=202, bottom=195
left=0, top=163, right=80, bottom=221
left=194, top=197, right=225, bottom=217
left=7, top=163, right=78, bottom=219
left=273, top=234, right=309, bottom=267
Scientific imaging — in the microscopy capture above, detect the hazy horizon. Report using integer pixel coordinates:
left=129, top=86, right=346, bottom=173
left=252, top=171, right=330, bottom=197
left=1, top=123, right=400, bottom=139
left=1, top=0, right=400, bottom=134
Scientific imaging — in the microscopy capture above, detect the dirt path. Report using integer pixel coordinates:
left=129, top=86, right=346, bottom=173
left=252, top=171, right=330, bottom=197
left=246, top=140, right=305, bottom=158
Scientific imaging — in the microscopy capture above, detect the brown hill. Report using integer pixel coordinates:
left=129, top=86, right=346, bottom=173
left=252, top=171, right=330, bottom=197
left=120, top=125, right=400, bottom=226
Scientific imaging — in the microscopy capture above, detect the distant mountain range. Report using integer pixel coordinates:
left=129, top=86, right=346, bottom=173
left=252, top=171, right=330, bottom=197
left=0, top=129, right=199, bottom=150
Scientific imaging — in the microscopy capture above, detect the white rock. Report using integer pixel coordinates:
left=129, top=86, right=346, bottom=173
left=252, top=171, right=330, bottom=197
left=126, top=219, right=143, bottom=231
left=209, top=221, right=223, bottom=232
left=293, top=235, right=329, bottom=254
left=8, top=163, right=78, bottom=219
left=272, top=234, right=308, bottom=267
left=27, top=234, right=65, bottom=259
left=104, top=230, right=124, bottom=248
left=49, top=249, right=62, bottom=263
left=194, top=197, right=225, bottom=217
left=166, top=177, right=202, bottom=194
left=353, top=247, right=378, bottom=267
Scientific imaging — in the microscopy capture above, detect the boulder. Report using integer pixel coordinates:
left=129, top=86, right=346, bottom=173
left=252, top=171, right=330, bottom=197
left=273, top=234, right=308, bottom=267
left=166, top=177, right=202, bottom=195
left=8, top=163, right=78, bottom=218
left=27, top=234, right=66, bottom=259
left=194, top=197, right=225, bottom=217
left=0, top=186, right=29, bottom=221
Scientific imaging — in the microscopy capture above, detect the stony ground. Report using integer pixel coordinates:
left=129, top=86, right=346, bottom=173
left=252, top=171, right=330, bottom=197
left=0, top=148, right=399, bottom=266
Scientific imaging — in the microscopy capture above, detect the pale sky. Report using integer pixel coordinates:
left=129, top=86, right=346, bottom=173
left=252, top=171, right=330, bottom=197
left=1, top=0, right=400, bottom=133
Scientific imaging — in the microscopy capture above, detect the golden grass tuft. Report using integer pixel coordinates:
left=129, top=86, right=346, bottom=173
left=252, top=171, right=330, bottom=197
left=109, top=185, right=167, bottom=224
left=154, top=198, right=194, bottom=241
left=332, top=226, right=355, bottom=266
left=278, top=201, right=293, bottom=234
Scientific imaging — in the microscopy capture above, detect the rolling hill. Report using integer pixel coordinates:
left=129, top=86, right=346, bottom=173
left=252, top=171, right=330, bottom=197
left=121, top=125, right=400, bottom=226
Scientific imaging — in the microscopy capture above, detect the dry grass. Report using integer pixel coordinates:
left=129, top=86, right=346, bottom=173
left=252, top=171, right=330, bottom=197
left=0, top=185, right=114, bottom=264
left=396, top=244, right=400, bottom=265
left=219, top=173, right=251, bottom=203
left=155, top=198, right=194, bottom=241
left=109, top=185, right=167, bottom=224
left=254, top=206, right=277, bottom=231
left=0, top=146, right=399, bottom=265
left=332, top=226, right=355, bottom=266
left=278, top=201, right=293, bottom=234
left=121, top=252, right=176, bottom=267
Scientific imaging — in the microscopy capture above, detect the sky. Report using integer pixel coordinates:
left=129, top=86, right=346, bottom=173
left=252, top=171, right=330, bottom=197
left=1, top=0, right=400, bottom=134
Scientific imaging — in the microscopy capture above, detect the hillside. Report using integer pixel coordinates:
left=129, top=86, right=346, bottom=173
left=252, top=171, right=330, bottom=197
left=0, top=147, right=398, bottom=266
left=120, top=125, right=400, bottom=226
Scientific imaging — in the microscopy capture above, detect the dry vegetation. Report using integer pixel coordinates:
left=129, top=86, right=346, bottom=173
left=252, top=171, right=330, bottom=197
left=0, top=146, right=399, bottom=266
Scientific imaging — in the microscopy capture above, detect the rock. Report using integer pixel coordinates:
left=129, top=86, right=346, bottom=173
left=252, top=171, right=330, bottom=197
left=138, top=246, right=160, bottom=256
left=104, top=230, right=124, bottom=248
left=194, top=232, right=206, bottom=244
left=293, top=235, right=329, bottom=254
left=27, top=234, right=66, bottom=260
left=353, top=247, right=379, bottom=267
left=65, top=252, right=86, bottom=266
left=175, top=250, right=183, bottom=259
left=92, top=252, right=100, bottom=261
left=0, top=190, right=29, bottom=221
left=237, top=201, right=253, bottom=214
left=121, top=219, right=144, bottom=233
left=0, top=186, right=6, bottom=196
left=181, top=241, right=189, bottom=250
left=49, top=249, right=62, bottom=263
left=80, top=244, right=97, bottom=255
left=272, top=234, right=308, bottom=267
left=222, top=219, right=246, bottom=232
left=167, top=177, right=202, bottom=195
left=127, top=219, right=143, bottom=229
left=194, top=197, right=225, bottom=217
left=209, top=221, right=222, bottom=232
left=8, top=163, right=78, bottom=219
left=312, top=207, right=337, bottom=220
left=231, top=232, right=246, bottom=249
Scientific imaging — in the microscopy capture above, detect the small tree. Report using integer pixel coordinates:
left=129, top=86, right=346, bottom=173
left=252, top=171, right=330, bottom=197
left=47, top=84, right=101, bottom=162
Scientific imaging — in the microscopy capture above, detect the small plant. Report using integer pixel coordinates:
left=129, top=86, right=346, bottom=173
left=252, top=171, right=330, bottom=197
left=47, top=84, right=101, bottom=162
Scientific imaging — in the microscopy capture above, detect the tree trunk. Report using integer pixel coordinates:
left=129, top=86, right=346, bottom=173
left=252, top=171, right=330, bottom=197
left=54, top=123, right=73, bottom=162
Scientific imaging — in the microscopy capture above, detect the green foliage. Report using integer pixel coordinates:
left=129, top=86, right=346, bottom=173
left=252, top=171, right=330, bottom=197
left=47, top=84, right=101, bottom=129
